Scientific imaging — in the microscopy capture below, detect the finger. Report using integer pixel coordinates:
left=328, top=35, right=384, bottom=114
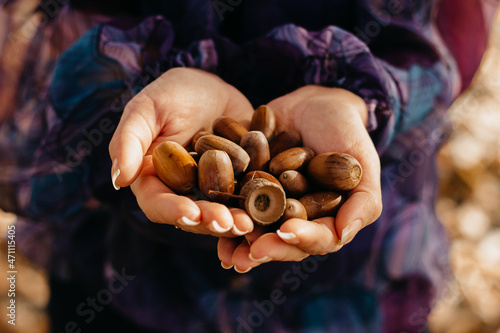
left=276, top=217, right=341, bottom=255
left=196, top=200, right=234, bottom=234
left=218, top=237, right=239, bottom=269
left=244, top=225, right=267, bottom=245
left=109, top=94, right=159, bottom=189
left=131, top=157, right=201, bottom=224
left=232, top=239, right=261, bottom=273
left=249, top=233, right=309, bottom=263
left=229, top=208, right=254, bottom=236
left=334, top=185, right=382, bottom=247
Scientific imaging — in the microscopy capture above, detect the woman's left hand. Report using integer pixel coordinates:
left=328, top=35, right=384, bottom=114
left=217, top=86, right=383, bottom=273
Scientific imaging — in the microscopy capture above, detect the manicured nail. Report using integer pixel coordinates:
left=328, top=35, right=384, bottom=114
left=221, top=262, right=233, bottom=270
left=277, top=229, right=297, bottom=241
left=212, top=220, right=232, bottom=233
left=232, top=225, right=249, bottom=236
left=249, top=253, right=270, bottom=263
left=339, top=219, right=363, bottom=246
left=234, top=266, right=252, bottom=274
left=177, top=216, right=200, bottom=227
left=111, top=158, right=120, bottom=190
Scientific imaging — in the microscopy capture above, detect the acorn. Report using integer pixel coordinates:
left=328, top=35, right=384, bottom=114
left=194, top=134, right=250, bottom=175
left=198, top=150, right=235, bottom=203
left=269, top=130, right=302, bottom=157
left=239, top=178, right=286, bottom=226
left=189, top=151, right=200, bottom=163
left=279, top=199, right=308, bottom=222
left=240, top=131, right=270, bottom=171
left=299, top=192, right=342, bottom=219
left=269, top=147, right=315, bottom=177
left=250, top=105, right=276, bottom=140
left=307, top=153, right=362, bottom=191
left=152, top=141, right=198, bottom=194
left=240, top=171, right=282, bottom=189
left=191, top=130, right=212, bottom=148
left=212, top=116, right=248, bottom=143
left=279, top=170, right=311, bottom=198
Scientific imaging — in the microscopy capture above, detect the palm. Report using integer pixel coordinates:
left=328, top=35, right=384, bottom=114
left=218, top=86, right=383, bottom=272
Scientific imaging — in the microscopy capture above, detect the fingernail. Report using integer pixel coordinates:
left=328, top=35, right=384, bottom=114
left=232, top=225, right=249, bottom=236
left=221, top=262, right=233, bottom=270
left=277, top=229, right=297, bottom=241
left=111, top=158, right=121, bottom=190
left=249, top=253, right=270, bottom=263
left=212, top=220, right=232, bottom=233
left=339, top=219, right=363, bottom=246
left=177, top=216, right=200, bottom=227
left=234, top=266, right=252, bottom=274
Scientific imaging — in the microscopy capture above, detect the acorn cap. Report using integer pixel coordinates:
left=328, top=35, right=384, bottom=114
left=239, top=178, right=286, bottom=226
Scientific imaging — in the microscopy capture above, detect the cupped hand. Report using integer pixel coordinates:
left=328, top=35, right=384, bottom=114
left=218, top=86, right=382, bottom=272
left=109, top=68, right=255, bottom=237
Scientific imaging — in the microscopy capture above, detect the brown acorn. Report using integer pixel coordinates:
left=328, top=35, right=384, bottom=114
left=194, top=134, right=250, bottom=175
left=212, top=116, right=248, bottom=143
left=191, top=130, right=212, bottom=148
left=269, top=130, right=302, bottom=157
left=279, top=170, right=311, bottom=198
left=250, top=105, right=276, bottom=140
left=269, top=147, right=315, bottom=177
left=152, top=141, right=198, bottom=194
left=239, top=178, right=286, bottom=226
left=279, top=199, right=308, bottom=222
left=307, top=153, right=362, bottom=191
left=240, top=131, right=270, bottom=171
left=198, top=150, right=235, bottom=203
left=299, top=192, right=342, bottom=219
left=240, top=171, right=282, bottom=189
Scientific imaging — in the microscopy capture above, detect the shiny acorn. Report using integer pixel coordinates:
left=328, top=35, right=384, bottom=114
left=299, top=192, right=342, bottom=219
left=250, top=105, right=276, bottom=140
left=278, top=198, right=308, bottom=222
left=269, top=147, right=315, bottom=177
left=198, top=150, right=235, bottom=203
left=191, top=130, right=212, bottom=148
left=240, top=131, right=270, bottom=171
left=212, top=116, right=248, bottom=143
left=194, top=134, right=250, bottom=175
left=269, top=130, right=302, bottom=157
left=307, top=152, right=362, bottom=191
left=152, top=141, right=198, bottom=194
left=240, top=171, right=282, bottom=189
left=279, top=170, right=311, bottom=198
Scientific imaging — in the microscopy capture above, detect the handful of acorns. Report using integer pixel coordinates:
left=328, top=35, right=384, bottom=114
left=152, top=105, right=362, bottom=227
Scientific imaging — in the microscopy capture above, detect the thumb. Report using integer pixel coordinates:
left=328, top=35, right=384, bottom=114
left=109, top=95, right=158, bottom=189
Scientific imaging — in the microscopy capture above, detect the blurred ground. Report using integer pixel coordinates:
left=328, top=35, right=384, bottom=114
left=1, top=3, right=500, bottom=333
left=428, top=6, right=500, bottom=333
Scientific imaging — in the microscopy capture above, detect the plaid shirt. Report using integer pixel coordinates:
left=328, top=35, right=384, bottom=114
left=0, top=0, right=489, bottom=332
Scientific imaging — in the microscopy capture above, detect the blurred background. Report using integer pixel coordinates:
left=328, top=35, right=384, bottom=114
left=1, top=2, right=500, bottom=333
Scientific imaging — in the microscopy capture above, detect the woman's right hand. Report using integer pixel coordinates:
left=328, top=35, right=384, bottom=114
left=109, top=68, right=256, bottom=238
